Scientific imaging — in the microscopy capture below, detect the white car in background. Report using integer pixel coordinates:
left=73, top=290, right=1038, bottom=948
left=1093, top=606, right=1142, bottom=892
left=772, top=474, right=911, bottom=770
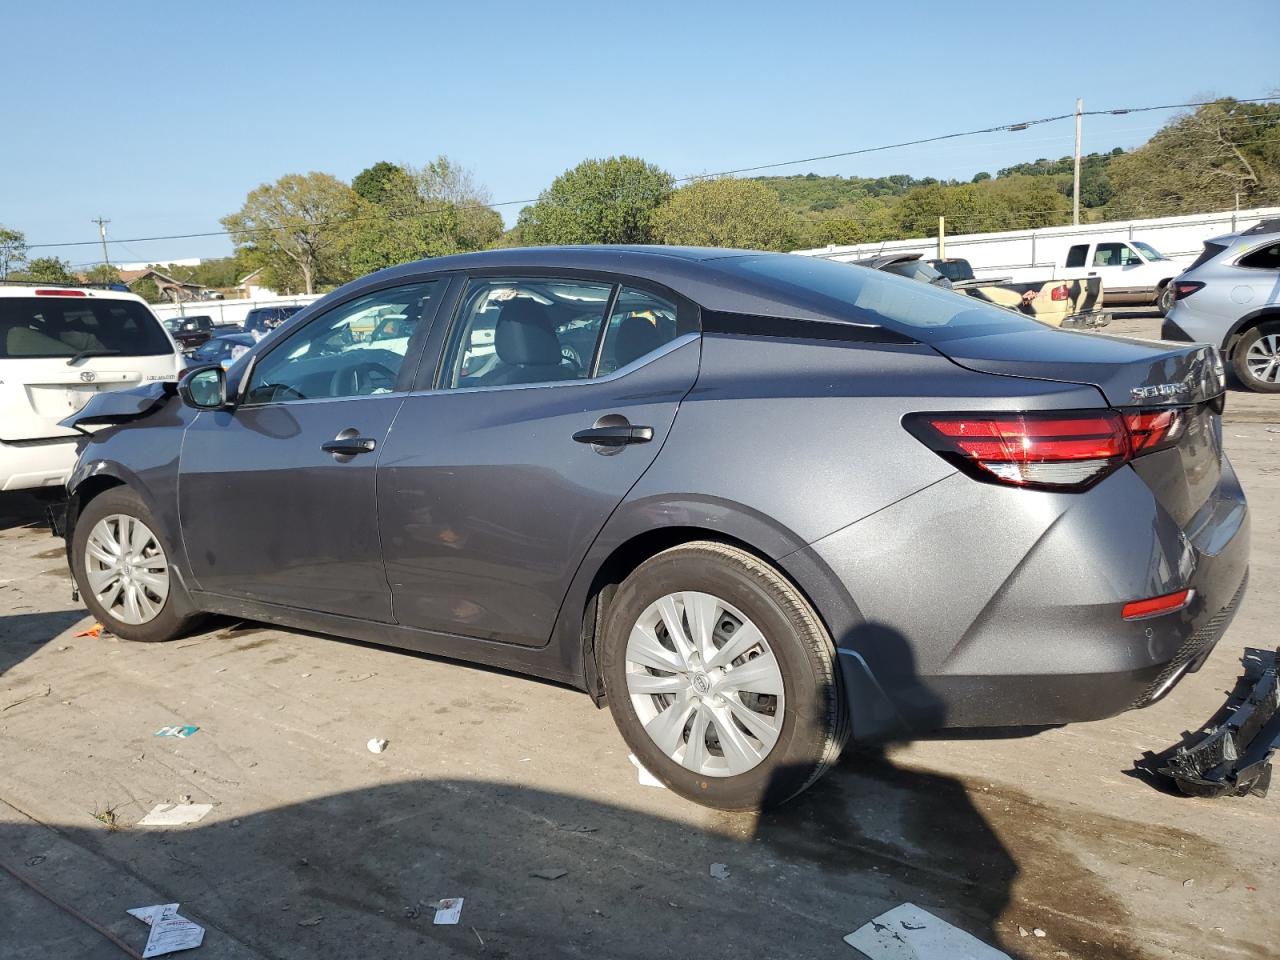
left=0, top=283, right=182, bottom=491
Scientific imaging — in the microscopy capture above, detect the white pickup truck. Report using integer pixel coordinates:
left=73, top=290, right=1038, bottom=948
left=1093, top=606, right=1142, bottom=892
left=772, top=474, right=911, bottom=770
left=1055, top=239, right=1188, bottom=315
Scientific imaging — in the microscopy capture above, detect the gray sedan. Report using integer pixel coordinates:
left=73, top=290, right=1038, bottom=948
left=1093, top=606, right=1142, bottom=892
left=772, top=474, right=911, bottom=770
left=60, top=246, right=1249, bottom=809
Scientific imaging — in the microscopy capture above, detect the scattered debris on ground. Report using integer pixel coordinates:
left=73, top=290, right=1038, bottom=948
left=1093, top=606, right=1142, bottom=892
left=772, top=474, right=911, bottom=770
left=628, top=754, right=665, bottom=788
left=709, top=863, right=730, bottom=880
left=845, top=903, right=1010, bottom=959
left=154, top=725, right=200, bottom=738
left=367, top=737, right=389, bottom=754
left=127, top=902, right=205, bottom=958
left=530, top=867, right=568, bottom=880
left=138, top=803, right=214, bottom=827
left=432, top=898, right=464, bottom=925
left=1, top=682, right=50, bottom=712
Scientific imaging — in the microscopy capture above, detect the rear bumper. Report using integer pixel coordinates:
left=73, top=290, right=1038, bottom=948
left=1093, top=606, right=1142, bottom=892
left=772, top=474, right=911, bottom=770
left=1061, top=310, right=1111, bottom=330
left=0, top=437, right=80, bottom=492
left=787, top=457, right=1251, bottom=738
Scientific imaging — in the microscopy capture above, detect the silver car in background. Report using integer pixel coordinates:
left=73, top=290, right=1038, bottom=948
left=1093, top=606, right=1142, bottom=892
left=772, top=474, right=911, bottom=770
left=1163, top=219, right=1280, bottom=391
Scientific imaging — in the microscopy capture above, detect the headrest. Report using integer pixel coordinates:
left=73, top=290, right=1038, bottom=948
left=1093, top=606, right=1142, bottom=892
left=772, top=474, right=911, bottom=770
left=494, top=299, right=561, bottom=367
left=613, top=315, right=666, bottom=369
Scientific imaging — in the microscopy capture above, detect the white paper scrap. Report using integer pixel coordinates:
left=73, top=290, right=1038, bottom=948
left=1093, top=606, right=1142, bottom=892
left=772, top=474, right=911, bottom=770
left=433, top=898, right=464, bottom=925
left=138, top=803, right=213, bottom=827
left=844, top=903, right=1010, bottom=960
left=126, top=903, right=205, bottom=958
left=628, top=754, right=666, bottom=789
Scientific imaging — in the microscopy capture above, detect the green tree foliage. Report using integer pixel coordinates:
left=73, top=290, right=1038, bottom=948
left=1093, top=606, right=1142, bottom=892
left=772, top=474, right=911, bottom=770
left=518, top=157, right=673, bottom=245
left=83, top=264, right=122, bottom=285
left=1106, top=99, right=1280, bottom=217
left=12, top=256, right=75, bottom=283
left=131, top=277, right=163, bottom=303
left=652, top=178, right=794, bottom=250
left=0, top=225, right=27, bottom=279
left=345, top=156, right=502, bottom=276
left=221, top=172, right=359, bottom=294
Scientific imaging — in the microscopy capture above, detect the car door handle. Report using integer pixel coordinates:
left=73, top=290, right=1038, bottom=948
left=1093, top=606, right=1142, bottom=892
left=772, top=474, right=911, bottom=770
left=321, top=437, right=377, bottom=456
left=572, top=425, right=654, bottom=446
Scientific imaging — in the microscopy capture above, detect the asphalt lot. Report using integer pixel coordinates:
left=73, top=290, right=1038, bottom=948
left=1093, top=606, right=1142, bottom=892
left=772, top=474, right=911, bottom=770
left=0, top=313, right=1276, bottom=960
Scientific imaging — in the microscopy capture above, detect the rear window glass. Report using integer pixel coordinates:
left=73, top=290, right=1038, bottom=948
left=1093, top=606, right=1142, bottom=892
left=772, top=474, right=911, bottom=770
left=1188, top=242, right=1227, bottom=271
left=728, top=255, right=1046, bottom=342
left=1238, top=242, right=1280, bottom=270
left=1065, top=245, right=1088, bottom=268
left=0, top=296, right=172, bottom=359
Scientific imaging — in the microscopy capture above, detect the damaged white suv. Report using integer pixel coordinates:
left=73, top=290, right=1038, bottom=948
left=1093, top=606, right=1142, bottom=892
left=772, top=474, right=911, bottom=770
left=0, top=283, right=182, bottom=491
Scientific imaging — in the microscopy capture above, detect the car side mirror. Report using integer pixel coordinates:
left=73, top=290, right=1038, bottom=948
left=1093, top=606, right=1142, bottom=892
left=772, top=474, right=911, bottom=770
left=178, top=364, right=229, bottom=410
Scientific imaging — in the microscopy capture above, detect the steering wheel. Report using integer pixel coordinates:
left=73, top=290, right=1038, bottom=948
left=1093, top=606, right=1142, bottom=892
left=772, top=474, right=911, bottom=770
left=560, top=345, right=582, bottom=373
left=250, top=382, right=305, bottom=403
left=330, top=361, right=398, bottom=397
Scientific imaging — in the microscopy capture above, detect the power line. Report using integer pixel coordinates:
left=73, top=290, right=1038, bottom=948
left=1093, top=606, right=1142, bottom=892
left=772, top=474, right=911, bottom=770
left=25, top=94, right=1280, bottom=252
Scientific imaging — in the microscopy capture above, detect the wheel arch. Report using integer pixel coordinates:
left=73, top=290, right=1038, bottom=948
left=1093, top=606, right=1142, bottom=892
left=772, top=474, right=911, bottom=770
left=1222, top=307, right=1280, bottom=353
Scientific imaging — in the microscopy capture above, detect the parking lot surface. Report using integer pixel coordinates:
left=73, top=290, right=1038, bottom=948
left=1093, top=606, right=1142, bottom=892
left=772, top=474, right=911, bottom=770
left=1, top=316, right=1276, bottom=960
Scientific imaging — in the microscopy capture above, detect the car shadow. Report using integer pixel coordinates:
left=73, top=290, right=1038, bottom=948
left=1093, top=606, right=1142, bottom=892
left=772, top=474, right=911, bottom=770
left=0, top=610, right=88, bottom=678
left=0, top=491, right=55, bottom=532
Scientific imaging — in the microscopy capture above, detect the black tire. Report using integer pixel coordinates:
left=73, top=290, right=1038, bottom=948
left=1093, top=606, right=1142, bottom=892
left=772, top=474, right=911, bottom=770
left=601, top=541, right=848, bottom=810
left=71, top=486, right=195, bottom=643
left=1156, top=284, right=1174, bottom=316
left=1232, top=321, right=1280, bottom=393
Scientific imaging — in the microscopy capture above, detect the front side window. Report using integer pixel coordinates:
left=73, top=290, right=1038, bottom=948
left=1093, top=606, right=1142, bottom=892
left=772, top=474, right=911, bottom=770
left=244, top=281, right=439, bottom=404
left=1065, top=245, right=1088, bottom=268
left=596, top=288, right=681, bottom=375
left=1093, top=243, right=1143, bottom=267
left=444, top=278, right=613, bottom=388
left=0, top=296, right=172, bottom=359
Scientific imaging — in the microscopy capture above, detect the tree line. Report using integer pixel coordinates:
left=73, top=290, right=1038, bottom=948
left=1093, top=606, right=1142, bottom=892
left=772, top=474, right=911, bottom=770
left=4, top=98, right=1277, bottom=294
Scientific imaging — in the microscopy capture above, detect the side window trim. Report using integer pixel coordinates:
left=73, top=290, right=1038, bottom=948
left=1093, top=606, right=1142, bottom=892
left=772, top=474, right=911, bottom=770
left=588, top=284, right=622, bottom=378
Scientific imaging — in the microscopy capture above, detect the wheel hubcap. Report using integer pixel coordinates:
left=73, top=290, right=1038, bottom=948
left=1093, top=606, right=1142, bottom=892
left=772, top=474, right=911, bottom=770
left=1246, top=334, right=1280, bottom=384
left=84, top=514, right=170, bottom=625
left=625, top=591, right=785, bottom=778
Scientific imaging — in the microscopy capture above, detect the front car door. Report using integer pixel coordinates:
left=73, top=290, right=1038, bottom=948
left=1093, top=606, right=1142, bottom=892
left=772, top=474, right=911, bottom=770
left=178, top=279, right=446, bottom=619
left=377, top=274, right=700, bottom=646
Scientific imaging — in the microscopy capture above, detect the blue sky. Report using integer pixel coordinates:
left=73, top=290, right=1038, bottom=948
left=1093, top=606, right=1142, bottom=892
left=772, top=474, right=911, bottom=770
left=7, top=0, right=1278, bottom=267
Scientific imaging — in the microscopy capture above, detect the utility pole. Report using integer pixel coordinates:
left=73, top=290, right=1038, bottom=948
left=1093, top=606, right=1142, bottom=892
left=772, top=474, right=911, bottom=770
left=937, top=216, right=945, bottom=259
left=91, top=217, right=111, bottom=267
left=1072, top=99, right=1083, bottom=226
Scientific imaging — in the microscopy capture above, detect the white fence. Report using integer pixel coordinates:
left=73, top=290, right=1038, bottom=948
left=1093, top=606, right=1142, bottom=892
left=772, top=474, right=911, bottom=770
left=150, top=294, right=323, bottom=329
left=794, top=205, right=1280, bottom=279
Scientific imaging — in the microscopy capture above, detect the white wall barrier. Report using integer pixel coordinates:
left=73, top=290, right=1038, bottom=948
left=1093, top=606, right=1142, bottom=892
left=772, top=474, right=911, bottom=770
left=794, top=205, right=1280, bottom=279
left=150, top=294, right=323, bottom=329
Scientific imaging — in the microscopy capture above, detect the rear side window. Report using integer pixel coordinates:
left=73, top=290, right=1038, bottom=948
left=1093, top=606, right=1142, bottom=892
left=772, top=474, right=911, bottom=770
left=0, top=296, right=171, bottom=359
left=1065, top=245, right=1088, bottom=268
left=1238, top=243, right=1280, bottom=270
left=1188, top=241, right=1228, bottom=271
left=596, top=288, right=681, bottom=375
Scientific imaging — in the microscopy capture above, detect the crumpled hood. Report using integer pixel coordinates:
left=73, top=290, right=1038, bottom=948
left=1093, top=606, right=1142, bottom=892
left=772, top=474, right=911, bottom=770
left=59, top=380, right=176, bottom=432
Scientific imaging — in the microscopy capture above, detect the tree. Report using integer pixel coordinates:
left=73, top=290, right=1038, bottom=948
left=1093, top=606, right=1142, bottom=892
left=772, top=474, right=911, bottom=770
left=221, top=172, right=359, bottom=294
left=517, top=156, right=673, bottom=245
left=352, top=161, right=411, bottom=205
left=13, top=256, right=75, bottom=283
left=0, top=225, right=27, bottom=280
left=132, top=277, right=163, bottom=303
left=84, top=263, right=122, bottom=286
left=413, top=156, right=503, bottom=252
left=651, top=177, right=794, bottom=250
left=1106, top=99, right=1280, bottom=217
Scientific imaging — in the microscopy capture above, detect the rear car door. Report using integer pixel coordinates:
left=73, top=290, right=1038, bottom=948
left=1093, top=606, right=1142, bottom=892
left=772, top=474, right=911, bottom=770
left=178, top=280, right=445, bottom=619
left=377, top=274, right=700, bottom=646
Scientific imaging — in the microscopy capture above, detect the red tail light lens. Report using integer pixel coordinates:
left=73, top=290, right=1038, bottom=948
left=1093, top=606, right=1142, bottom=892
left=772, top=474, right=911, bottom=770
left=1172, top=281, right=1204, bottom=301
left=1122, top=589, right=1192, bottom=620
left=35, top=288, right=87, bottom=297
left=1050, top=283, right=1069, bottom=301
left=905, top=409, right=1187, bottom=491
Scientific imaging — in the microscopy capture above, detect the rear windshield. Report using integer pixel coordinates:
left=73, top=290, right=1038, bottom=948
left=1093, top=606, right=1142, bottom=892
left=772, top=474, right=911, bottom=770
left=0, top=296, right=173, bottom=359
left=729, top=255, right=1045, bottom=342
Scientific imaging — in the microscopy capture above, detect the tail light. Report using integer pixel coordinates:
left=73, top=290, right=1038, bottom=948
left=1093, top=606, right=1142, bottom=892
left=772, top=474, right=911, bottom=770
left=36, top=288, right=87, bottom=297
left=904, top=409, right=1187, bottom=491
left=1172, top=281, right=1204, bottom=301
left=1050, top=283, right=1069, bottom=301
left=1122, top=589, right=1192, bottom=621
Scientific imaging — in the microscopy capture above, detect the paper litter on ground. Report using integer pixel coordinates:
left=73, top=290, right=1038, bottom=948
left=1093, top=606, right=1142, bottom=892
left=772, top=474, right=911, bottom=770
left=138, top=803, right=214, bottom=827
left=628, top=754, right=665, bottom=788
left=127, top=902, right=205, bottom=958
left=844, top=903, right=1010, bottom=960
left=154, top=725, right=199, bottom=738
left=433, top=898, right=464, bottom=924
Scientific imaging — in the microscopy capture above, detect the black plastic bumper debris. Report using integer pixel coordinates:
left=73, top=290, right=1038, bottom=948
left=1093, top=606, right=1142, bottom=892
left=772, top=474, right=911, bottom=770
left=1157, top=647, right=1280, bottom=798
left=45, top=501, right=68, bottom=539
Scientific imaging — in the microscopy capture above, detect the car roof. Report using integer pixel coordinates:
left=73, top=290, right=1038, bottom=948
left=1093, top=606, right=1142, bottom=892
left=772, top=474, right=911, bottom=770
left=342, top=245, right=894, bottom=325
left=0, top=283, right=150, bottom=304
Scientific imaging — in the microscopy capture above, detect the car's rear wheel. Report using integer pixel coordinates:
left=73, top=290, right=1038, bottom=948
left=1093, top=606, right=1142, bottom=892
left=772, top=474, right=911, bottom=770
left=1156, top=283, right=1175, bottom=316
left=72, top=487, right=194, bottom=642
left=1232, top=321, right=1280, bottom=393
left=601, top=541, right=847, bottom=810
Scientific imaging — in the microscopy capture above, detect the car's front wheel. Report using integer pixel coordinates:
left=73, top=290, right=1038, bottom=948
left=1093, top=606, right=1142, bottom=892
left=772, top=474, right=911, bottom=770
left=72, top=486, right=195, bottom=642
left=1232, top=320, right=1280, bottom=393
left=602, top=541, right=847, bottom=810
